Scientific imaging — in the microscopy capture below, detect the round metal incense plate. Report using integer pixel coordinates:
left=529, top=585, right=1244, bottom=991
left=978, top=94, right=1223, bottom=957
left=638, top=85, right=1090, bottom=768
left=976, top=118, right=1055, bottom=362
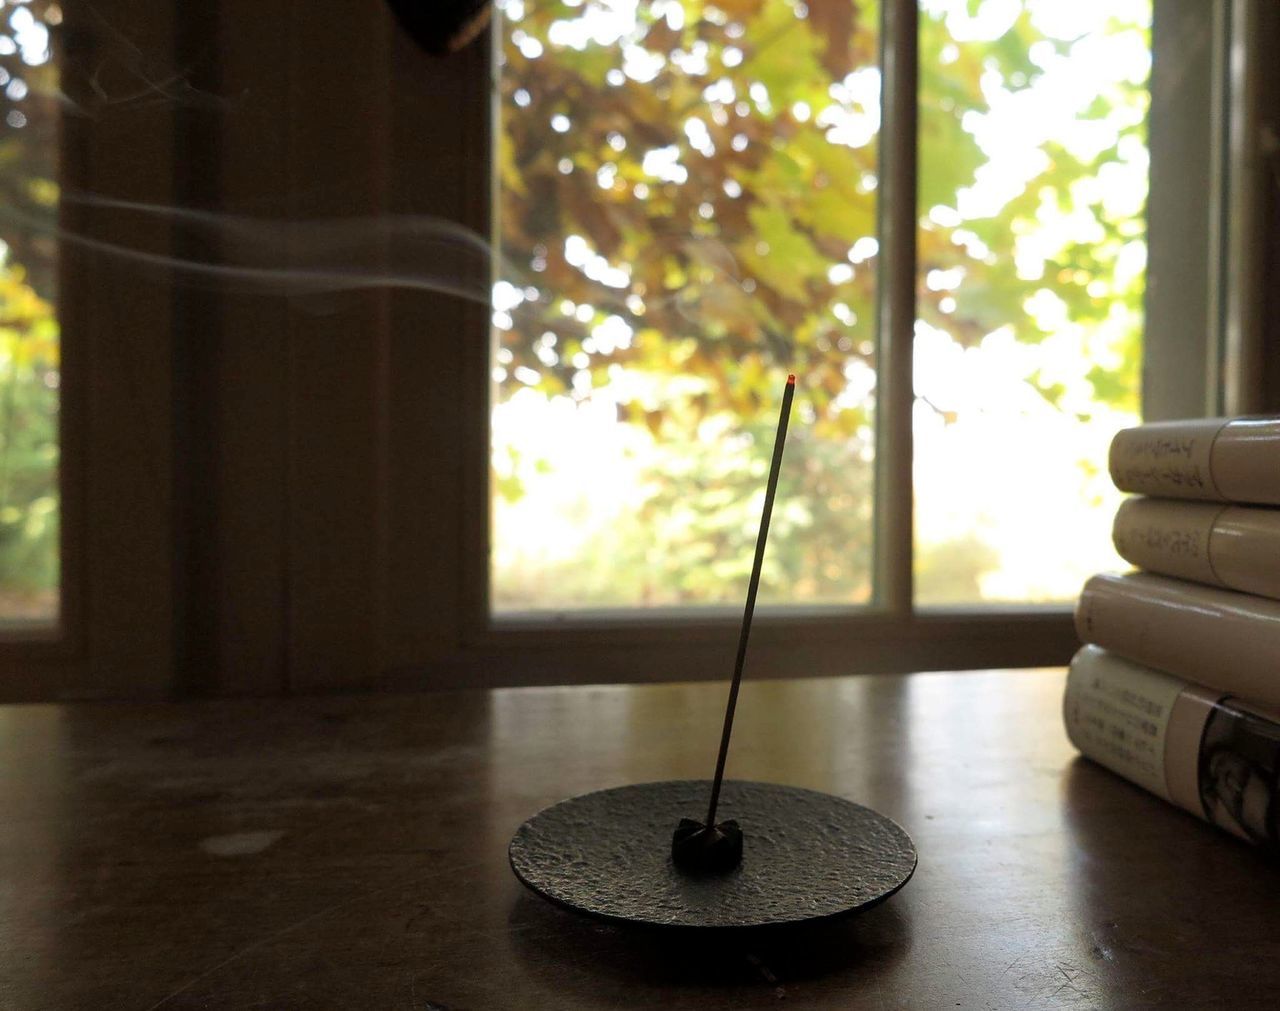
left=509, top=780, right=916, bottom=929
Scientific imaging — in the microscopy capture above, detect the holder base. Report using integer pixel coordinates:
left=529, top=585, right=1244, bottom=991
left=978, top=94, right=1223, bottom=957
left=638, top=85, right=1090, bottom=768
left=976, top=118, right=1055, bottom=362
left=508, top=780, right=916, bottom=930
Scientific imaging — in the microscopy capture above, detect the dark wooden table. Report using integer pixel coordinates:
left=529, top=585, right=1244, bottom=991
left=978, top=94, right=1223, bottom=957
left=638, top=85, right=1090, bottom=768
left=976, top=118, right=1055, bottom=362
left=2, top=668, right=1277, bottom=1009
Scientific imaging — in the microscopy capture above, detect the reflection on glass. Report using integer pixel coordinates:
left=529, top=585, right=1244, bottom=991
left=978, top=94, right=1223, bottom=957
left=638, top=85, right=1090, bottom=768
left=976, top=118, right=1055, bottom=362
left=914, top=0, right=1149, bottom=604
left=0, top=1, right=59, bottom=622
left=493, top=0, right=880, bottom=612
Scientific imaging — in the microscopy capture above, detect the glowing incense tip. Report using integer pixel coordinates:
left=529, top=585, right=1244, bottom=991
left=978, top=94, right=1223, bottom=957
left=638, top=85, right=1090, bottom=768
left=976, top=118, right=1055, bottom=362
left=787, top=374, right=796, bottom=385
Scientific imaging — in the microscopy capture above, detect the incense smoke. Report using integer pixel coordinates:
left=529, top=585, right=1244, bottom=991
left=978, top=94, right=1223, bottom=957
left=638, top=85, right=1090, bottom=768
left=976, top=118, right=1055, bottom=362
left=1, top=5, right=758, bottom=333
left=4, top=192, right=494, bottom=307
left=3, top=188, right=753, bottom=331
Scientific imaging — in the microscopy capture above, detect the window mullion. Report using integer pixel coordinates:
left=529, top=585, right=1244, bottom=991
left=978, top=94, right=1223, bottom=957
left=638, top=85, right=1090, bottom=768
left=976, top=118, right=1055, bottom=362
left=873, top=0, right=918, bottom=619
left=1221, top=0, right=1270, bottom=415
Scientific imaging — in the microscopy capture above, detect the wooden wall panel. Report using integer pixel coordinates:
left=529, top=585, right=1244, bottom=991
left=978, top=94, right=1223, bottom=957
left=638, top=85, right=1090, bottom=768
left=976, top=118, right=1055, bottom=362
left=197, top=0, right=292, bottom=695
left=66, top=2, right=180, bottom=699
left=379, top=28, right=490, bottom=680
left=282, top=1, right=392, bottom=692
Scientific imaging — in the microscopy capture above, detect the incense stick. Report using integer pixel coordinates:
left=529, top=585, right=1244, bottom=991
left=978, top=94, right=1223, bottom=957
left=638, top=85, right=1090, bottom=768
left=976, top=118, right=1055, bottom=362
left=704, top=373, right=796, bottom=829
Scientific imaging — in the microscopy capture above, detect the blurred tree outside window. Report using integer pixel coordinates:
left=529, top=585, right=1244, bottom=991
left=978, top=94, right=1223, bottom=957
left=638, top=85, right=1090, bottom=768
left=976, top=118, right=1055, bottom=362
left=489, top=0, right=1149, bottom=613
left=0, top=0, right=59, bottom=623
left=913, top=0, right=1148, bottom=604
left=488, top=0, right=1152, bottom=609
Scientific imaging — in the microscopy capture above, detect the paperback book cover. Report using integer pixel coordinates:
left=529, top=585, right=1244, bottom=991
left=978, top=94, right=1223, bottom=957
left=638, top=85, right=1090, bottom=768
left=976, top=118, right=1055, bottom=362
left=1109, top=417, right=1280, bottom=505
left=1064, top=645, right=1280, bottom=852
left=1112, top=498, right=1280, bottom=601
left=1075, top=571, right=1280, bottom=707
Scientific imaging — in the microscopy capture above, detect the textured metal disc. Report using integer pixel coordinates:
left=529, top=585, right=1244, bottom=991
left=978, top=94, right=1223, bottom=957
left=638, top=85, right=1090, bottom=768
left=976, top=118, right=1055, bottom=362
left=509, top=780, right=916, bottom=929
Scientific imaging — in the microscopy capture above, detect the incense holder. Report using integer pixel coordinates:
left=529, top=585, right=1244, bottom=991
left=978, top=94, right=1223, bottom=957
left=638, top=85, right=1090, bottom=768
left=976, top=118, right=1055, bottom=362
left=509, top=779, right=916, bottom=930
left=670, top=816, right=744, bottom=874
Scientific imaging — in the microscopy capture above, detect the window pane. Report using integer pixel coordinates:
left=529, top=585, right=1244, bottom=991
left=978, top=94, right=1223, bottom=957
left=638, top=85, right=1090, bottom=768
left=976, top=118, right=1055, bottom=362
left=0, top=2, right=59, bottom=623
left=494, top=0, right=881, bottom=613
left=914, top=0, right=1149, bottom=604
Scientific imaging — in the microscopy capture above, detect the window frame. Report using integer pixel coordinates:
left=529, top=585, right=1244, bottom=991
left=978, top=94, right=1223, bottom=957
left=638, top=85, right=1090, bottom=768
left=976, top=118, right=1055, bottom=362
left=455, top=0, right=1197, bottom=689
left=0, top=1, right=183, bottom=700
left=457, top=0, right=1279, bottom=690
left=0, top=0, right=1272, bottom=700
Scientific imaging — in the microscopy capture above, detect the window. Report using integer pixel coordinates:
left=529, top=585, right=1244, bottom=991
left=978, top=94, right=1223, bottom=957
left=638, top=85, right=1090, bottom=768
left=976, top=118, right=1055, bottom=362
left=493, top=0, right=885, bottom=612
left=491, top=0, right=1148, bottom=620
left=912, top=1, right=1149, bottom=605
left=0, top=1, right=59, bottom=625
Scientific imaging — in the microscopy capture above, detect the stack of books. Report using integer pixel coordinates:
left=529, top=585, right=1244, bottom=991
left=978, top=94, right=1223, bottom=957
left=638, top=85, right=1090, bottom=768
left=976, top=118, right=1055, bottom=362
left=1065, top=417, right=1280, bottom=851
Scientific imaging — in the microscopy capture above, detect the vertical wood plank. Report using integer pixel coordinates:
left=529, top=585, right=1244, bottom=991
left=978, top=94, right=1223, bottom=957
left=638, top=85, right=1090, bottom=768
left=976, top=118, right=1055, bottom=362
left=282, top=1, right=392, bottom=691
left=170, top=2, right=223, bottom=694
left=62, top=2, right=180, bottom=697
left=182, top=0, right=293, bottom=695
left=379, top=27, right=491, bottom=680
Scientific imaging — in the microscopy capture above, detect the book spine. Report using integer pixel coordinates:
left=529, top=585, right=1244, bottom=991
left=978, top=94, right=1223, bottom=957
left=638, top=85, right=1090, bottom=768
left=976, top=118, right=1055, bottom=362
left=1075, top=571, right=1280, bottom=707
left=1064, top=645, right=1280, bottom=852
left=1113, top=498, right=1280, bottom=601
left=1109, top=418, right=1228, bottom=501
left=1109, top=417, right=1280, bottom=505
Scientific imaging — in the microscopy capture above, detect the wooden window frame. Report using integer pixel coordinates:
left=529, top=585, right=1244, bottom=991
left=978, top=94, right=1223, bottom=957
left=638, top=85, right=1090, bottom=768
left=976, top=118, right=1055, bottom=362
left=0, top=0, right=1273, bottom=699
left=449, top=0, right=1270, bottom=691
left=449, top=0, right=1076, bottom=689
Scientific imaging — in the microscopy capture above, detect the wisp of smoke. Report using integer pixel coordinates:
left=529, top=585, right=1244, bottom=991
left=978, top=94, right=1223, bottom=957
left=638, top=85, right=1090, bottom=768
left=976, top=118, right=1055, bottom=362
left=3, top=190, right=496, bottom=307
left=2, top=188, right=757, bottom=332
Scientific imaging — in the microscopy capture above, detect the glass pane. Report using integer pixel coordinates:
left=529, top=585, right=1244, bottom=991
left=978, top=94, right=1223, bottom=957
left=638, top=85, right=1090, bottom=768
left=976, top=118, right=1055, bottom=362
left=0, top=2, right=59, bottom=623
left=494, top=0, right=881, bottom=612
left=914, top=0, right=1149, bottom=604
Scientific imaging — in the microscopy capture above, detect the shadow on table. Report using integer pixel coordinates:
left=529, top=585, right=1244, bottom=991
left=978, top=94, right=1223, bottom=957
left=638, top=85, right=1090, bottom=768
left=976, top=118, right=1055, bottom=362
left=1060, top=754, right=1219, bottom=854
left=507, top=890, right=910, bottom=1001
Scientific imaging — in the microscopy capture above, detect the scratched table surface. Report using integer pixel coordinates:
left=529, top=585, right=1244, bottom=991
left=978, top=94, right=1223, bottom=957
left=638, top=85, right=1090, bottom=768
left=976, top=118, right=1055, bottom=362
left=2, top=668, right=1278, bottom=1009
